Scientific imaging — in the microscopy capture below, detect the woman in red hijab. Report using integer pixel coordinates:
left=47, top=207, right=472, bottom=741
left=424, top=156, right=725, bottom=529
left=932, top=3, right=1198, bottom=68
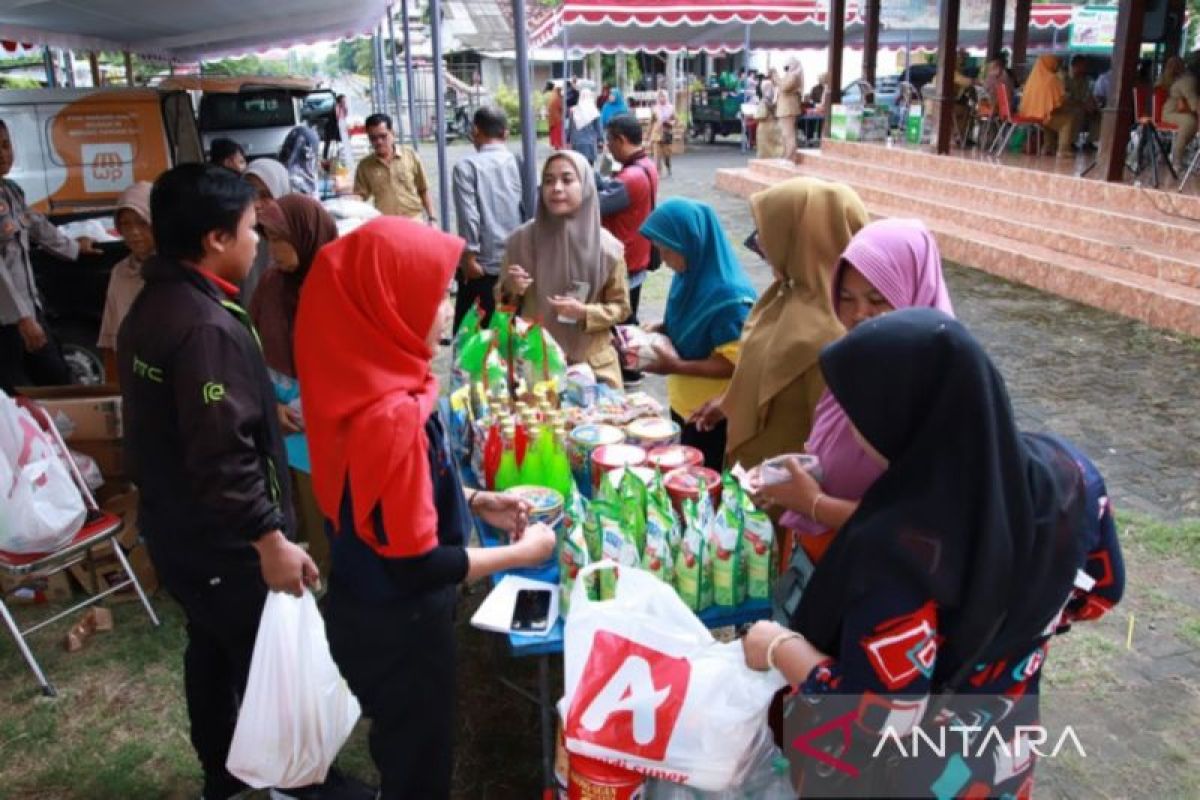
left=295, top=217, right=555, bottom=799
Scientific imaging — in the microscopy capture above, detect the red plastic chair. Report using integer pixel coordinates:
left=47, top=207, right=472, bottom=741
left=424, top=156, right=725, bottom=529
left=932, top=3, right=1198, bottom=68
left=0, top=397, right=159, bottom=696
left=989, top=82, right=1045, bottom=156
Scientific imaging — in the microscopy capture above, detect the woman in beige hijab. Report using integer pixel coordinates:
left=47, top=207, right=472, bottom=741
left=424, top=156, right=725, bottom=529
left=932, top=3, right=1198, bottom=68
left=500, top=150, right=631, bottom=388
left=694, top=177, right=869, bottom=468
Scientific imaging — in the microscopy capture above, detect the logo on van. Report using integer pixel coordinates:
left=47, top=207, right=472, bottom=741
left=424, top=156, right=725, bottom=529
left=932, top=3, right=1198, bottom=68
left=81, top=143, right=134, bottom=194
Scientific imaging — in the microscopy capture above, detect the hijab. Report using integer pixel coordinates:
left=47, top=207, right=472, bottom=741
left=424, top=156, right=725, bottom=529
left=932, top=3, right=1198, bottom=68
left=722, top=177, right=868, bottom=461
left=794, top=308, right=1087, bottom=680
left=640, top=198, right=756, bottom=360
left=504, top=151, right=623, bottom=363
left=1019, top=54, right=1064, bottom=121
left=116, top=181, right=152, bottom=229
left=250, top=195, right=339, bottom=377
left=792, top=219, right=955, bottom=535
left=295, top=217, right=465, bottom=556
left=244, top=157, right=291, bottom=200
left=601, top=88, right=630, bottom=126
left=572, top=88, right=601, bottom=129
left=115, top=180, right=153, bottom=267
left=654, top=90, right=675, bottom=123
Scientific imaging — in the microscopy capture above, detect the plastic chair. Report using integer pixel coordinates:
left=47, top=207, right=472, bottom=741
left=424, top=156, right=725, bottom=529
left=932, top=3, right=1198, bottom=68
left=990, top=82, right=1044, bottom=157
left=0, top=398, right=160, bottom=696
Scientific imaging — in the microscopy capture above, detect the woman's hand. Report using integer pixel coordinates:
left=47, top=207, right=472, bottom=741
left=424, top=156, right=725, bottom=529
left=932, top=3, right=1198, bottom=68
left=753, top=455, right=821, bottom=514
left=742, top=620, right=793, bottom=671
left=689, top=396, right=726, bottom=432
left=471, top=491, right=530, bottom=534
left=548, top=295, right=587, bottom=322
left=641, top=321, right=664, bottom=334
left=504, top=264, right=534, bottom=296
left=513, top=522, right=557, bottom=565
left=642, top=338, right=681, bottom=375
left=276, top=403, right=304, bottom=434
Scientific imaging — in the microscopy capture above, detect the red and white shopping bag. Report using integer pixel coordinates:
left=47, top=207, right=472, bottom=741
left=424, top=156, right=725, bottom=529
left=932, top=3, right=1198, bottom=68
left=559, top=562, right=785, bottom=791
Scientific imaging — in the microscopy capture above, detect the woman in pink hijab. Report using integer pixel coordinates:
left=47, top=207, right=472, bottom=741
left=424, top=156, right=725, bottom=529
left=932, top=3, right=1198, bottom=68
left=753, top=218, right=954, bottom=564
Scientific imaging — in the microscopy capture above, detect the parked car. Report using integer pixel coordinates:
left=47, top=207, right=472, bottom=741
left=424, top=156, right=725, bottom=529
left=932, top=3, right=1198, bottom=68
left=0, top=86, right=203, bottom=383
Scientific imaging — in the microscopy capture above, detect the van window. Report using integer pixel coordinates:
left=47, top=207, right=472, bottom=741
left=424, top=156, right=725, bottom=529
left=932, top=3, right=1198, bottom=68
left=199, top=90, right=296, bottom=131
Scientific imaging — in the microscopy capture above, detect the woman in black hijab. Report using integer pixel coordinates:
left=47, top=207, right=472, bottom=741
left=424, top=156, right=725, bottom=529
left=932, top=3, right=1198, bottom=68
left=744, top=308, right=1124, bottom=798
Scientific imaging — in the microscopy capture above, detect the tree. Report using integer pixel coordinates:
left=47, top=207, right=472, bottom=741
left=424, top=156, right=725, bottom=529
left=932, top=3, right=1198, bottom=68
left=332, top=38, right=375, bottom=76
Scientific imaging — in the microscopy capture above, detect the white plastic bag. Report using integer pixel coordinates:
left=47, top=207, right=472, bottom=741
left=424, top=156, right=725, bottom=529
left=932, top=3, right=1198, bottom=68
left=0, top=393, right=86, bottom=554
left=560, top=562, right=786, bottom=791
left=227, top=591, right=361, bottom=789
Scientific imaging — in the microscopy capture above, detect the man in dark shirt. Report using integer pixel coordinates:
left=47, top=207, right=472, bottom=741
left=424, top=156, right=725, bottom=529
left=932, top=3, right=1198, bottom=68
left=119, top=163, right=319, bottom=800
left=598, top=113, right=659, bottom=385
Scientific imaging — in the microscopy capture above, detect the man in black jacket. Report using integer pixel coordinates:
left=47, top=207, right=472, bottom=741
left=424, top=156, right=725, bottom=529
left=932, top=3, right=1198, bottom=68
left=119, top=163, right=319, bottom=800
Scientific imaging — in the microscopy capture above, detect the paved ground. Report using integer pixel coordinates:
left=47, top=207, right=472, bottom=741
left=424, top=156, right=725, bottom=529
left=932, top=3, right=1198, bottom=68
left=433, top=138, right=1200, bottom=521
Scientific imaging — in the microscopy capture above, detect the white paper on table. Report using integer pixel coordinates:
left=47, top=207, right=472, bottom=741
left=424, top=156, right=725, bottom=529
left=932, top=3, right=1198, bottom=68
left=470, top=575, right=559, bottom=638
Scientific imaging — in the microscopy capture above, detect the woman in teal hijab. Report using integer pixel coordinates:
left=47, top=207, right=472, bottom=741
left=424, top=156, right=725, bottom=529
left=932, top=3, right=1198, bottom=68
left=600, top=88, right=631, bottom=127
left=640, top=198, right=757, bottom=469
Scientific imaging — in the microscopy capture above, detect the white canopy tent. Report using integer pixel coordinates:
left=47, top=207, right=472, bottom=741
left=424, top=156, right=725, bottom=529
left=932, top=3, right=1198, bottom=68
left=0, top=0, right=391, bottom=61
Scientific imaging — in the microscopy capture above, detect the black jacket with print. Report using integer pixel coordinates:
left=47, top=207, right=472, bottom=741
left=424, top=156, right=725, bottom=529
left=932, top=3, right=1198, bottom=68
left=118, top=255, right=294, bottom=574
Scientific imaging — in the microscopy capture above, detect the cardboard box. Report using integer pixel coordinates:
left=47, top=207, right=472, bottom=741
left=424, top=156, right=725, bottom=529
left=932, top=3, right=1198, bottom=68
left=68, top=541, right=157, bottom=601
left=0, top=572, right=73, bottom=604
left=99, top=483, right=140, bottom=549
left=18, top=385, right=123, bottom=441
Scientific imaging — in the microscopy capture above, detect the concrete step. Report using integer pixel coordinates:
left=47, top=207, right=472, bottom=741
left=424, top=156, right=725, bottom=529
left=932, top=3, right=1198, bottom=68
left=749, top=153, right=1200, bottom=257
left=742, top=157, right=1200, bottom=291
left=714, top=166, right=1200, bottom=338
left=820, top=139, right=1200, bottom=223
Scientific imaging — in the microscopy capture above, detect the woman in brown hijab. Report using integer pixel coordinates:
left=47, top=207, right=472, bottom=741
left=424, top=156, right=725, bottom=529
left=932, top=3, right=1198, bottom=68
left=694, top=177, right=869, bottom=468
left=500, top=150, right=631, bottom=388
left=249, top=194, right=339, bottom=432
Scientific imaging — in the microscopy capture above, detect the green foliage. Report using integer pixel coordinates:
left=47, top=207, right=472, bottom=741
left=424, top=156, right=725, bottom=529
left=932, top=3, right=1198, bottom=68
left=331, top=38, right=375, bottom=76
left=0, top=75, right=41, bottom=89
left=203, top=53, right=321, bottom=78
left=494, top=83, right=547, bottom=135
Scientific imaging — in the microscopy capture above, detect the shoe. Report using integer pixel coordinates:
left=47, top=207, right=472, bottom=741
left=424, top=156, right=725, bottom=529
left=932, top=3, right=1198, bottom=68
left=621, top=368, right=644, bottom=388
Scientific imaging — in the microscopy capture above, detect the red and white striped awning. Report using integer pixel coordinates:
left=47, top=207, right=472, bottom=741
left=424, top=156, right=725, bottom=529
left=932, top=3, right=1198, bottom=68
left=530, top=1, right=1073, bottom=54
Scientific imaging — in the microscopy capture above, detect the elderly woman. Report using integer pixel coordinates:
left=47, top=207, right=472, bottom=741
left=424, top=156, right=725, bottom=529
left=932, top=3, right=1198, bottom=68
left=98, top=181, right=155, bottom=382
left=693, top=177, right=869, bottom=468
left=743, top=308, right=1124, bottom=798
left=500, top=151, right=631, bottom=388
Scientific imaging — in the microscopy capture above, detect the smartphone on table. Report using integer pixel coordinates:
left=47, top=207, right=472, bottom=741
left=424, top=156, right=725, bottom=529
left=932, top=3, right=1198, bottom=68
left=511, top=588, right=553, bottom=633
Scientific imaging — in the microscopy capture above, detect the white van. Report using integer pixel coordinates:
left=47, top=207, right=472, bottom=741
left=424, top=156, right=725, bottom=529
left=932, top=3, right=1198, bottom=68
left=0, top=87, right=203, bottom=382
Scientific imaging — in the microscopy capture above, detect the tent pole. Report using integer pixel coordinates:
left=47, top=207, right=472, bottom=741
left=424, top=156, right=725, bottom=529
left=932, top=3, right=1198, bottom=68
left=88, top=52, right=101, bottom=87
left=512, top=0, right=538, bottom=218
left=562, top=27, right=570, bottom=84
left=1098, top=0, right=1146, bottom=182
left=123, top=51, right=133, bottom=87
left=42, top=47, right=57, bottom=88
left=402, top=0, right=419, bottom=149
left=742, top=25, right=751, bottom=153
left=934, top=0, right=962, bottom=155
left=388, top=4, right=404, bottom=128
left=431, top=0, right=450, bottom=230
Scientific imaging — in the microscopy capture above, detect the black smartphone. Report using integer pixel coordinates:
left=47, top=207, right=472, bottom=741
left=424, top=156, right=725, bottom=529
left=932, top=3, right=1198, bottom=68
left=512, top=588, right=553, bottom=633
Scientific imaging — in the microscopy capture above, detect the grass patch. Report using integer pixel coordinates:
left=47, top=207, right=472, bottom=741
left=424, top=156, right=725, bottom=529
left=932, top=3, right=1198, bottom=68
left=1179, top=617, right=1200, bottom=650
left=1118, top=512, right=1200, bottom=570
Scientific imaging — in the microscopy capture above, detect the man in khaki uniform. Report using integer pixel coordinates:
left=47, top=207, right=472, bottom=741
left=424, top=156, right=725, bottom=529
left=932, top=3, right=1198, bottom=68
left=774, top=59, right=804, bottom=159
left=353, top=113, right=436, bottom=223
